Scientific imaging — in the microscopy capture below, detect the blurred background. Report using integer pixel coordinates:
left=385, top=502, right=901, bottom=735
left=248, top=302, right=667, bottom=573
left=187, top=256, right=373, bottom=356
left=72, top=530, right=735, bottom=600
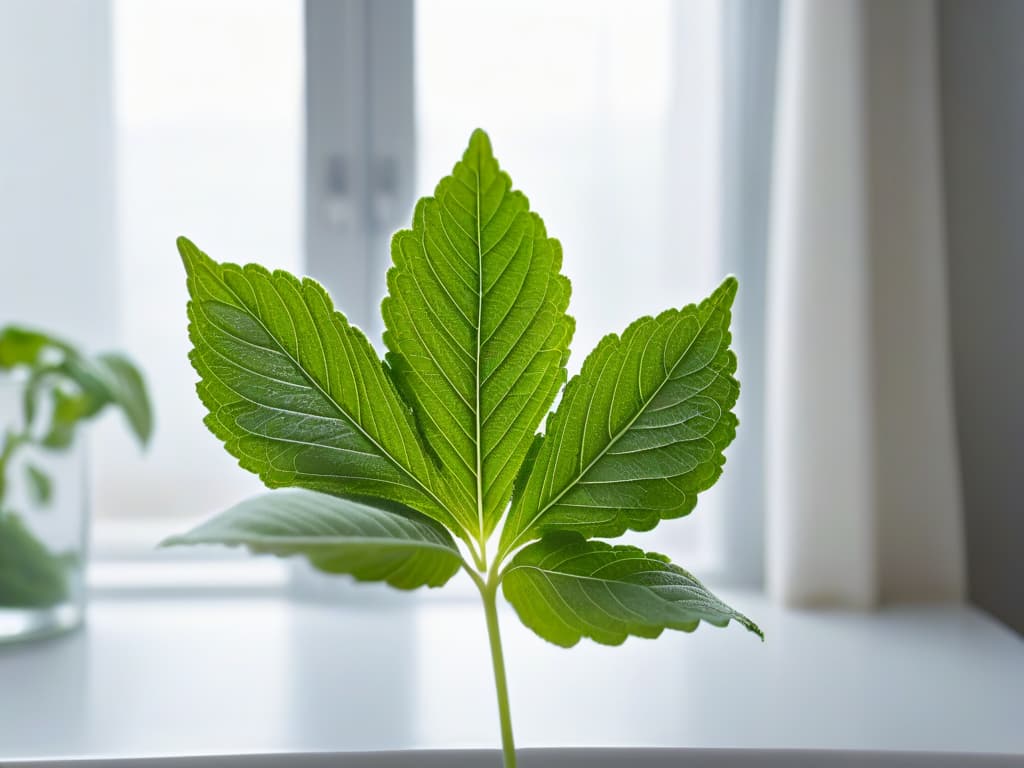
left=0, top=0, right=1022, bottom=758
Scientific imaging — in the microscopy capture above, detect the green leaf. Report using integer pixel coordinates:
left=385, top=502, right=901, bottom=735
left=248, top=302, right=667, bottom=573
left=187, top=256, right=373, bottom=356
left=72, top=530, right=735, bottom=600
left=0, top=512, right=69, bottom=607
left=6, top=330, right=152, bottom=450
left=92, top=353, right=154, bottom=445
left=500, top=277, right=739, bottom=558
left=0, top=326, right=64, bottom=370
left=25, top=463, right=52, bottom=506
left=178, top=237, right=468, bottom=542
left=162, top=489, right=464, bottom=590
left=502, top=533, right=762, bottom=647
left=382, top=129, right=573, bottom=543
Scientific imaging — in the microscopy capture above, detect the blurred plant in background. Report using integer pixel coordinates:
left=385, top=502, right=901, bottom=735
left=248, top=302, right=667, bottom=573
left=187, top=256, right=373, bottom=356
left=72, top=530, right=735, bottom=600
left=0, top=326, right=151, bottom=610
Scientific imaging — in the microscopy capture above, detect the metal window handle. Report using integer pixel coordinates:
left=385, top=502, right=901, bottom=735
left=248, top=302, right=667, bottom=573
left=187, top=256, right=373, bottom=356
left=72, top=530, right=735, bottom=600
left=322, top=154, right=398, bottom=231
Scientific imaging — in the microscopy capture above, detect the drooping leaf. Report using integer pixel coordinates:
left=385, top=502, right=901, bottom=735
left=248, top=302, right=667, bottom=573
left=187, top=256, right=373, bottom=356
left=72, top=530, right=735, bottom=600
left=25, top=463, right=52, bottom=506
left=0, top=512, right=69, bottom=607
left=178, top=238, right=468, bottom=541
left=500, top=277, right=739, bottom=558
left=382, top=129, right=573, bottom=543
left=162, top=490, right=464, bottom=589
left=55, top=353, right=152, bottom=443
left=91, top=353, right=154, bottom=445
left=502, top=533, right=762, bottom=647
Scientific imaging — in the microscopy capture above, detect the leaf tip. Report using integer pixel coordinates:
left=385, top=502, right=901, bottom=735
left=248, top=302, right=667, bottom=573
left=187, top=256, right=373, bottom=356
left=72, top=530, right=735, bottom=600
left=177, top=236, right=204, bottom=273
left=136, top=425, right=153, bottom=449
left=464, top=128, right=497, bottom=169
left=469, top=127, right=491, bottom=151
left=716, top=275, right=739, bottom=306
left=742, top=616, right=765, bottom=642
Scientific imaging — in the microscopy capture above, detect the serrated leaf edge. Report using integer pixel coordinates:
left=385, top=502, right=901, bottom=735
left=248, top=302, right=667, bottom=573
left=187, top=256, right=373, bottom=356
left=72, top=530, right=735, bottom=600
left=499, top=277, right=739, bottom=559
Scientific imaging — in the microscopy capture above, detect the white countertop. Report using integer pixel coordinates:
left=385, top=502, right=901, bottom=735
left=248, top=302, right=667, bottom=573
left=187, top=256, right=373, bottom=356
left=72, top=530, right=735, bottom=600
left=1, top=589, right=1022, bottom=760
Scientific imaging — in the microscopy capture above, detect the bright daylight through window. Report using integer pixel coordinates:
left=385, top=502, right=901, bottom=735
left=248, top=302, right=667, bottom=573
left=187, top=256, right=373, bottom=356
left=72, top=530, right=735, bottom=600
left=91, top=0, right=726, bottom=580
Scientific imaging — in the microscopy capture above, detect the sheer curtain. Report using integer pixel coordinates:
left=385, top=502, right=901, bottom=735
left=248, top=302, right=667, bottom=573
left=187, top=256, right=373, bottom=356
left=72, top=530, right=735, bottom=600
left=765, top=0, right=966, bottom=607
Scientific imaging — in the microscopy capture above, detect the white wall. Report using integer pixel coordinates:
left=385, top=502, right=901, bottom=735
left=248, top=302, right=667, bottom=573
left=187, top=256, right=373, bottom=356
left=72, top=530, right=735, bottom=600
left=0, top=0, right=116, bottom=346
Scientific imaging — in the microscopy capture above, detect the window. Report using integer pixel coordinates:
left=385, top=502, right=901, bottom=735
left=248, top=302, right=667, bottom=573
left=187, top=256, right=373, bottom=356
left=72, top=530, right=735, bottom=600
left=91, top=0, right=304, bottom=559
left=6, top=0, right=732, bottom=579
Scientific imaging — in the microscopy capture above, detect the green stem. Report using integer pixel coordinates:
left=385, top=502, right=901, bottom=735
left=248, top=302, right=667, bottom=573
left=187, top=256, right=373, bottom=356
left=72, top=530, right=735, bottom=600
left=481, top=573, right=516, bottom=768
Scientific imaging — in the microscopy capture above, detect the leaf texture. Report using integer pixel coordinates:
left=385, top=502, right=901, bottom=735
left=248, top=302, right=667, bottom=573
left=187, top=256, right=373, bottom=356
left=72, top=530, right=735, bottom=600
left=500, top=277, right=739, bottom=557
left=382, top=129, right=573, bottom=544
left=162, top=490, right=462, bottom=589
left=179, top=237, right=466, bottom=540
left=503, top=533, right=762, bottom=647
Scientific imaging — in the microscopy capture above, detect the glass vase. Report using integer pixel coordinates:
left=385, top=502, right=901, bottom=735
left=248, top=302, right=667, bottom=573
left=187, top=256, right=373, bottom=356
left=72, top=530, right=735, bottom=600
left=0, top=376, right=89, bottom=643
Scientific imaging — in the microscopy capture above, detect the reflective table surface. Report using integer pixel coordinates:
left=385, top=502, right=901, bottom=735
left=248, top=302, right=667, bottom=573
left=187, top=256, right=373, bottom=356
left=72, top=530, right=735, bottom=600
left=1, top=589, right=1022, bottom=760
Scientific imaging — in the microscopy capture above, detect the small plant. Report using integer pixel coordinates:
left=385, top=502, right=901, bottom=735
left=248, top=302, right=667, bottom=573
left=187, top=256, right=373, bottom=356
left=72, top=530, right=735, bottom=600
left=0, top=326, right=151, bottom=607
left=166, top=130, right=761, bottom=766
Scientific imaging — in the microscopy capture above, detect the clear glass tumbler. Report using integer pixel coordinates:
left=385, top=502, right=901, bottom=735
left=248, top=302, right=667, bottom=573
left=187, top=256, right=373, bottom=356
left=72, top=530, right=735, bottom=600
left=0, top=376, right=89, bottom=643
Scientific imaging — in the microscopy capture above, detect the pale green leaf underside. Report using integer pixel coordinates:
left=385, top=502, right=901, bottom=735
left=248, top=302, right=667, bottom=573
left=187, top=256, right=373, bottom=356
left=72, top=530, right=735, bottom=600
left=503, top=533, right=762, bottom=647
left=162, top=490, right=462, bottom=589
left=179, top=237, right=466, bottom=540
left=500, top=277, right=739, bottom=557
left=383, top=129, right=573, bottom=543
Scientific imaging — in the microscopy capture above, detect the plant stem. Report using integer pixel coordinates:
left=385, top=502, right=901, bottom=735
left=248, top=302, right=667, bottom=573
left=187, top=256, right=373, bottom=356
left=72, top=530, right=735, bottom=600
left=481, top=573, right=516, bottom=768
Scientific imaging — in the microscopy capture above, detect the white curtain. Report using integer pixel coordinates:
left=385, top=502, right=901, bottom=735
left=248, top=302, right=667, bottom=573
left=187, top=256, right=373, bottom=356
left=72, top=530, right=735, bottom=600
left=766, top=0, right=966, bottom=607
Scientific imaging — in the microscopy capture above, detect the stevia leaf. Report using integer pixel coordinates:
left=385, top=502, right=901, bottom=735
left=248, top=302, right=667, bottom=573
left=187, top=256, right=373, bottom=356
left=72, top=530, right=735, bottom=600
left=502, top=533, right=762, bottom=647
left=500, top=277, right=739, bottom=557
left=178, top=237, right=468, bottom=541
left=162, top=489, right=463, bottom=590
left=382, top=129, right=573, bottom=543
